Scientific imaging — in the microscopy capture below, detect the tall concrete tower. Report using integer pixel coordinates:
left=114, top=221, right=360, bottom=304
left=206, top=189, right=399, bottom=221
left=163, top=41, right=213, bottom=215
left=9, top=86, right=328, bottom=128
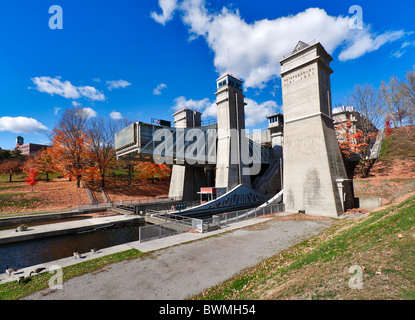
left=168, top=108, right=207, bottom=201
left=280, top=41, right=353, bottom=217
left=215, top=73, right=251, bottom=189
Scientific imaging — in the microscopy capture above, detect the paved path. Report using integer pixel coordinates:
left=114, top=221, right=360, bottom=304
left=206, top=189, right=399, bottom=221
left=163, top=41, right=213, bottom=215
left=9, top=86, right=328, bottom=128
left=24, top=216, right=335, bottom=300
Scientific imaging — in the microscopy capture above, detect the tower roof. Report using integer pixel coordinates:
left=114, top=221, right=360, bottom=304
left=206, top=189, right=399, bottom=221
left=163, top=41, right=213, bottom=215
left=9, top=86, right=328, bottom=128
left=216, top=72, right=243, bottom=83
left=292, top=41, right=310, bottom=54
left=280, top=39, right=317, bottom=60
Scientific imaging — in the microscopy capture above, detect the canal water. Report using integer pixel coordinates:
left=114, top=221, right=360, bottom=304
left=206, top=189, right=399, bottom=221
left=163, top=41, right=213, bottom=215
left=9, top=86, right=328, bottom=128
left=0, top=221, right=143, bottom=273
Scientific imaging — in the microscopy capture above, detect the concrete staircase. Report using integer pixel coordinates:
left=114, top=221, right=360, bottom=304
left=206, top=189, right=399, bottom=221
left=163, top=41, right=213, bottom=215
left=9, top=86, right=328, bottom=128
left=251, top=159, right=282, bottom=195
left=369, top=129, right=385, bottom=160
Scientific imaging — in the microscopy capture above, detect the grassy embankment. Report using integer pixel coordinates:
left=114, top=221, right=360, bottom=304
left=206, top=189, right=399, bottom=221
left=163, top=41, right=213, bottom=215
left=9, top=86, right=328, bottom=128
left=194, top=194, right=415, bottom=300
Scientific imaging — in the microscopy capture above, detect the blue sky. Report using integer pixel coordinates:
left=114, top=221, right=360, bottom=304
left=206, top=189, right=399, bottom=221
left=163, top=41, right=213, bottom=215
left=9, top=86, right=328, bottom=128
left=0, top=0, right=414, bottom=150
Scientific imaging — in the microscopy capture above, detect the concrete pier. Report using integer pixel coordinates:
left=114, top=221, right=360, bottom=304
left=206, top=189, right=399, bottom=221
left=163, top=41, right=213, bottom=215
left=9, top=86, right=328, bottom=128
left=280, top=41, right=354, bottom=217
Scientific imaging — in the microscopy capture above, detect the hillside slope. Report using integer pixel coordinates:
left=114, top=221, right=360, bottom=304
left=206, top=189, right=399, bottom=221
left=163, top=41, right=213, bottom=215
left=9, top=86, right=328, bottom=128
left=353, top=125, right=415, bottom=205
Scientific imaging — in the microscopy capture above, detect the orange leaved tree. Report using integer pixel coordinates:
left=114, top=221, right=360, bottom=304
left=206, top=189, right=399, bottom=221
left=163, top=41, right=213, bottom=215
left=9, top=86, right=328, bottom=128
left=51, top=108, right=94, bottom=188
left=135, top=162, right=171, bottom=182
left=34, top=147, right=56, bottom=182
left=0, top=159, right=24, bottom=182
left=336, top=119, right=377, bottom=177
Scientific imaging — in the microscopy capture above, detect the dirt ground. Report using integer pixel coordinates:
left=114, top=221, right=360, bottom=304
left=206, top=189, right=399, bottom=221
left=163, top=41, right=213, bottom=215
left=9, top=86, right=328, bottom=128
left=0, top=178, right=170, bottom=214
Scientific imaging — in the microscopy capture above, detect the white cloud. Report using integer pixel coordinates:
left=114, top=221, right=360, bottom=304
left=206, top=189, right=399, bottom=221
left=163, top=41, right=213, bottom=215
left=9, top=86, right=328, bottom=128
left=338, top=29, right=406, bottom=61
left=390, top=39, right=415, bottom=59
left=152, top=1, right=408, bottom=89
left=0, top=116, right=49, bottom=134
left=153, top=83, right=168, bottom=95
left=71, top=101, right=81, bottom=107
left=174, top=95, right=277, bottom=127
left=109, top=111, right=123, bottom=120
left=150, top=0, right=178, bottom=25
left=54, top=107, right=61, bottom=115
left=106, top=79, right=131, bottom=91
left=31, top=77, right=106, bottom=101
left=201, top=101, right=218, bottom=119
left=77, top=86, right=105, bottom=101
left=82, top=107, right=97, bottom=118
left=172, top=96, right=212, bottom=113
left=244, top=98, right=278, bottom=127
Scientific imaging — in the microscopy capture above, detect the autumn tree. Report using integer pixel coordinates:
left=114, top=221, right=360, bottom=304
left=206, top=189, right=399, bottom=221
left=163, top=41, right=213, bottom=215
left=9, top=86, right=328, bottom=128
left=345, top=83, right=381, bottom=159
left=151, top=163, right=171, bottom=180
left=114, top=117, right=138, bottom=185
left=88, top=118, right=121, bottom=187
left=401, top=67, right=415, bottom=125
left=380, top=76, right=408, bottom=127
left=23, top=161, right=40, bottom=191
left=51, top=107, right=93, bottom=188
left=336, top=119, right=376, bottom=178
left=0, top=148, right=11, bottom=163
left=135, top=162, right=171, bottom=182
left=24, top=169, right=39, bottom=191
left=385, top=116, right=393, bottom=135
left=116, top=154, right=137, bottom=185
left=0, top=159, right=23, bottom=182
left=34, top=147, right=56, bottom=182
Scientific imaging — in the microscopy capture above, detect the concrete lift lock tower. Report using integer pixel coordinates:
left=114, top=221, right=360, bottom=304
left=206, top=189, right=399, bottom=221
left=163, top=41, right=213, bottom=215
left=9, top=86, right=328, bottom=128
left=215, top=73, right=252, bottom=189
left=280, top=41, right=354, bottom=217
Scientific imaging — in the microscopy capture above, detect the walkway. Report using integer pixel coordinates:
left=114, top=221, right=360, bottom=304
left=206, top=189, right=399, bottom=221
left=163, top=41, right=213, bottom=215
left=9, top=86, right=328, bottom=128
left=22, top=214, right=336, bottom=300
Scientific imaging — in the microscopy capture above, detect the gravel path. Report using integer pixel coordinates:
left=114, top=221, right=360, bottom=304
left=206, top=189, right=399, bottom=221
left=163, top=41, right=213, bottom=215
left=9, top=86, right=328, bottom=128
left=24, top=218, right=335, bottom=300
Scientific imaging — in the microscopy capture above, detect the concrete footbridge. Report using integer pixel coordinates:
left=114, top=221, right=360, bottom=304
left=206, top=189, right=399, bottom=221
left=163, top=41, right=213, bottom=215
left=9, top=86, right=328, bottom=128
left=115, top=120, right=275, bottom=167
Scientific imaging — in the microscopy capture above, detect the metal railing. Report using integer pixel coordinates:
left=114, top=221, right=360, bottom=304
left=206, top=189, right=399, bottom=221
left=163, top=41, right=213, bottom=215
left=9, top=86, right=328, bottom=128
left=138, top=202, right=285, bottom=242
left=202, top=203, right=285, bottom=232
left=138, top=213, right=196, bottom=242
left=76, top=196, right=186, bottom=212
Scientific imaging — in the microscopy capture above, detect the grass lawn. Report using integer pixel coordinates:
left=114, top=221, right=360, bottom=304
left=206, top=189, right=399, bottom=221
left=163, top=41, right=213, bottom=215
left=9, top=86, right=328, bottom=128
left=0, top=192, right=44, bottom=212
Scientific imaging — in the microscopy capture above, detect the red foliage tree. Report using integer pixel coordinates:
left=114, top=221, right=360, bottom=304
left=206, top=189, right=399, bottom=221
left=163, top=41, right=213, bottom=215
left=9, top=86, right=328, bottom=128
left=336, top=119, right=377, bottom=178
left=24, top=168, right=39, bottom=191
left=385, top=117, right=393, bottom=135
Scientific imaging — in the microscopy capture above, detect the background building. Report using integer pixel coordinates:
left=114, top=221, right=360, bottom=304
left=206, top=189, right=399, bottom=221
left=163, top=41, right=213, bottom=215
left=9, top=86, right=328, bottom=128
left=15, top=136, right=49, bottom=157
